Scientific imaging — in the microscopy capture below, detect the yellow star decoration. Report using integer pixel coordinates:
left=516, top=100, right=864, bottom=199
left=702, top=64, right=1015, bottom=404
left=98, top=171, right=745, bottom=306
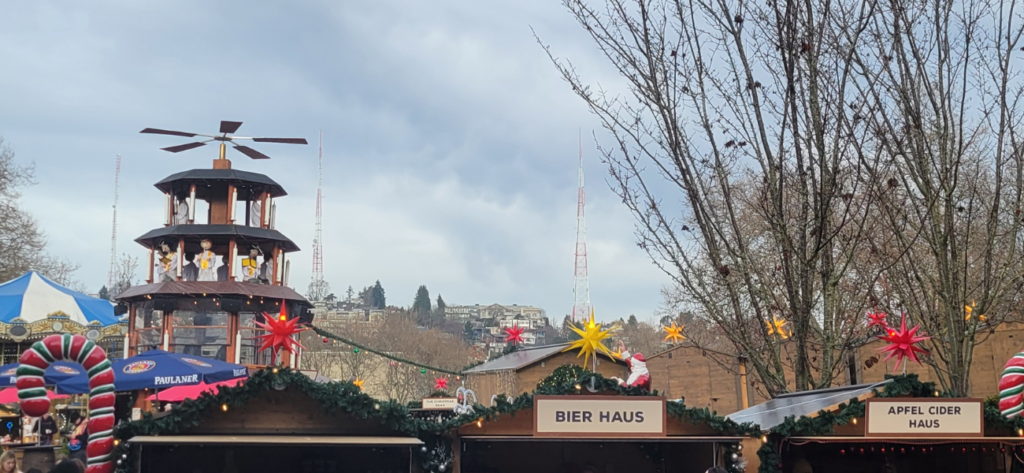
left=767, top=315, right=791, bottom=339
left=352, top=378, right=365, bottom=390
left=965, top=301, right=987, bottom=322
left=563, top=309, right=618, bottom=370
left=663, top=322, right=685, bottom=343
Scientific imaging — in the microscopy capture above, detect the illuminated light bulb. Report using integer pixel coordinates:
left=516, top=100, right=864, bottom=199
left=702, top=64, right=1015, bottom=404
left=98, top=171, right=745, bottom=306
left=1018, top=428, right=1023, bottom=437
left=221, top=404, right=229, bottom=412
left=272, top=368, right=279, bottom=374
left=113, top=439, right=120, bottom=446
left=476, top=419, right=483, bottom=428
left=574, top=384, right=582, bottom=391
left=934, top=391, right=940, bottom=397
left=761, top=436, right=768, bottom=443
left=852, top=418, right=858, bottom=425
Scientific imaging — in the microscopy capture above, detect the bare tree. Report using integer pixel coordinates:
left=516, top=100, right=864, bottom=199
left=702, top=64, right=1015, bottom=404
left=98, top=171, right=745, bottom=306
left=110, top=253, right=139, bottom=298
left=0, top=137, right=83, bottom=286
left=850, top=0, right=1024, bottom=395
left=544, top=0, right=884, bottom=394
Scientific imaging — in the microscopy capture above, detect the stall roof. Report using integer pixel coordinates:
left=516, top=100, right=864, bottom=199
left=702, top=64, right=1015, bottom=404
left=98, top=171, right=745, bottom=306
left=727, top=380, right=891, bottom=430
left=458, top=435, right=748, bottom=442
left=463, top=343, right=621, bottom=374
left=129, top=435, right=422, bottom=446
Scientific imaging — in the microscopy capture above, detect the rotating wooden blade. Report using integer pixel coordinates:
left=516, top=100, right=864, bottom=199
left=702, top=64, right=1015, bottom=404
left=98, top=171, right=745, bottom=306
left=234, top=145, right=271, bottom=160
left=141, top=128, right=197, bottom=137
left=162, top=142, right=207, bottom=153
left=220, top=121, right=243, bottom=134
left=252, top=138, right=308, bottom=144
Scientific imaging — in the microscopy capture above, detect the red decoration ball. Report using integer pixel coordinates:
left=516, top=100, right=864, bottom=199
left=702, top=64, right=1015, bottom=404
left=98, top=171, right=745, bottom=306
left=323, top=337, right=329, bottom=343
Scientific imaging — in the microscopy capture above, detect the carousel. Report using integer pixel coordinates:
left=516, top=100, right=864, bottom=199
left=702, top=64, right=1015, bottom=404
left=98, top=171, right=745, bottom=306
left=0, top=271, right=124, bottom=364
left=115, top=121, right=314, bottom=368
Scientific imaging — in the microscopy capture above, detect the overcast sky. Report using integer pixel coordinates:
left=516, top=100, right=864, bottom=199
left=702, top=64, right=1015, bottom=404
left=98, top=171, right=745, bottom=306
left=0, top=1, right=667, bottom=322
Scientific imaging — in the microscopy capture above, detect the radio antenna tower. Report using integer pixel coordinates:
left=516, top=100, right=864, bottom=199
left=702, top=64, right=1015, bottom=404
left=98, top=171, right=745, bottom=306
left=307, top=131, right=329, bottom=301
left=106, top=154, right=121, bottom=297
left=571, top=131, right=590, bottom=322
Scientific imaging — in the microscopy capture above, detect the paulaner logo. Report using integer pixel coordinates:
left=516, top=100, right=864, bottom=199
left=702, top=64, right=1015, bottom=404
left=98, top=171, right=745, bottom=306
left=155, top=374, right=199, bottom=386
left=123, top=361, right=156, bottom=374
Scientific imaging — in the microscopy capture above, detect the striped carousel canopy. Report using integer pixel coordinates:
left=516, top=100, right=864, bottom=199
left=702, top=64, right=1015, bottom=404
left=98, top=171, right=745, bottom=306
left=0, top=272, right=118, bottom=327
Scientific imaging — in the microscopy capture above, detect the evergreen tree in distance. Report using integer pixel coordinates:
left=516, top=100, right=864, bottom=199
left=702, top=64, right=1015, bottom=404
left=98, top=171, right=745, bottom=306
left=371, top=280, right=386, bottom=309
left=435, top=294, right=447, bottom=317
left=413, top=285, right=431, bottom=316
left=345, top=285, right=355, bottom=304
left=97, top=285, right=109, bottom=301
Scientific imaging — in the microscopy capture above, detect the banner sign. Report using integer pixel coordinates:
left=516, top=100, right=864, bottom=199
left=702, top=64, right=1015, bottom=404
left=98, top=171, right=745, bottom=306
left=533, top=396, right=666, bottom=437
left=866, top=398, right=983, bottom=437
left=422, top=398, right=459, bottom=410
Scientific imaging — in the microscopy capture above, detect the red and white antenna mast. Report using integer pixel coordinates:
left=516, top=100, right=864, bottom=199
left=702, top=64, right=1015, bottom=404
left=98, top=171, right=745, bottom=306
left=106, top=154, right=121, bottom=296
left=571, top=131, right=590, bottom=322
left=307, top=131, right=329, bottom=301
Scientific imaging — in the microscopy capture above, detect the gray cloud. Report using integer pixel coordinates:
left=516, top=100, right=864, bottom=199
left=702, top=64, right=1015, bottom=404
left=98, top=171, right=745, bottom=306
left=0, top=0, right=665, bottom=321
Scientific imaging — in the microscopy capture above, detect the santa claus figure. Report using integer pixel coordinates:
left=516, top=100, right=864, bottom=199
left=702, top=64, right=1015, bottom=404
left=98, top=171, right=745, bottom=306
left=610, top=340, right=651, bottom=391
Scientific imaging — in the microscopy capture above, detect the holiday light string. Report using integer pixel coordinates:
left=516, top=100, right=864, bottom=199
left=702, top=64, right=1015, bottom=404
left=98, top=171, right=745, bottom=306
left=310, top=324, right=463, bottom=376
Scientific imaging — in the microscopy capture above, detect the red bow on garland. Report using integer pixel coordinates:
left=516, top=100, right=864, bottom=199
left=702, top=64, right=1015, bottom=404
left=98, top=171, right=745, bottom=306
left=434, top=377, right=449, bottom=390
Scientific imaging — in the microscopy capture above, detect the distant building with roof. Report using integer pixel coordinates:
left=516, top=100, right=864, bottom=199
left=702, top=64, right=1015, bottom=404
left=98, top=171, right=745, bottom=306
left=463, top=343, right=626, bottom=404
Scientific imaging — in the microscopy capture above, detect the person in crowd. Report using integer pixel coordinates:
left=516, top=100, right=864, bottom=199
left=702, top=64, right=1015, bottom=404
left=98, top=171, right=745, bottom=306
left=46, top=459, right=83, bottom=473
left=0, top=449, right=22, bottom=473
left=182, top=252, right=199, bottom=281
left=68, top=417, right=87, bottom=464
left=36, top=413, right=56, bottom=446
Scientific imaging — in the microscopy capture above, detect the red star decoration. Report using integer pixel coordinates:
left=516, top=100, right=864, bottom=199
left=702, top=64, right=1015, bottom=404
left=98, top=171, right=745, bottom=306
left=254, top=305, right=307, bottom=365
left=434, top=377, right=449, bottom=390
left=867, top=311, right=889, bottom=331
left=504, top=324, right=526, bottom=345
left=877, top=313, right=930, bottom=372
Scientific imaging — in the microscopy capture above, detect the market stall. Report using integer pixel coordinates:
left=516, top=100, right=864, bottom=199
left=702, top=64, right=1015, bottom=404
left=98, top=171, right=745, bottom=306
left=735, top=375, right=1024, bottom=473
left=450, top=365, right=757, bottom=473
left=113, top=368, right=426, bottom=473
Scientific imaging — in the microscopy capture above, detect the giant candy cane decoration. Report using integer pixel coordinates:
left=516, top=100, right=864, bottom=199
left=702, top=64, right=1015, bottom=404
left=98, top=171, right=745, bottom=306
left=17, top=334, right=116, bottom=473
left=1000, top=352, right=1024, bottom=418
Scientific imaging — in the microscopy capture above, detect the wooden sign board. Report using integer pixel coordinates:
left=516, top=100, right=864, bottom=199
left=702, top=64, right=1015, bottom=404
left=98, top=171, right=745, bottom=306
left=865, top=398, right=983, bottom=437
left=533, top=396, right=666, bottom=437
left=422, top=398, right=459, bottom=410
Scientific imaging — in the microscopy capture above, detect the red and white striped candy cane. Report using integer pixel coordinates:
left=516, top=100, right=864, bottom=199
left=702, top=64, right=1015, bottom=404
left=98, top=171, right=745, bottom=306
left=17, top=334, right=116, bottom=473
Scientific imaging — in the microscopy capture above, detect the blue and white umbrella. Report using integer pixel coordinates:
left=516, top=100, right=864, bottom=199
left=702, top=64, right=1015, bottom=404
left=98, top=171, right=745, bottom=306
left=0, top=361, right=90, bottom=394
left=112, top=350, right=249, bottom=391
left=0, top=272, right=117, bottom=327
